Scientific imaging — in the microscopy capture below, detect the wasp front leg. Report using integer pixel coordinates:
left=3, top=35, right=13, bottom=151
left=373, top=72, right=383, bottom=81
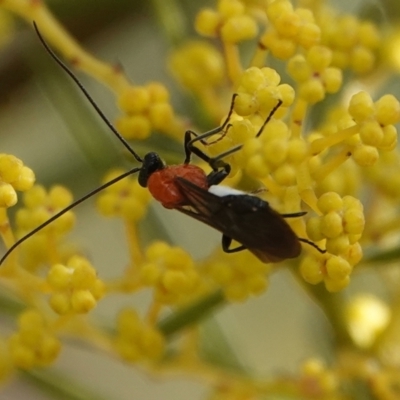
left=222, top=234, right=247, bottom=253
left=184, top=129, right=232, bottom=186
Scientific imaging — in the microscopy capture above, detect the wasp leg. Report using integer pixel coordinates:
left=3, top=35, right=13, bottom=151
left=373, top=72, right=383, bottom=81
left=183, top=94, right=238, bottom=165
left=281, top=211, right=307, bottom=218
left=222, top=234, right=247, bottom=253
left=281, top=212, right=326, bottom=253
left=298, top=238, right=326, bottom=254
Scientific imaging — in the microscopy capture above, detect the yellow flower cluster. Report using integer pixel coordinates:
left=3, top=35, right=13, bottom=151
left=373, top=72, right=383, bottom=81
left=299, top=358, right=338, bottom=398
left=140, top=241, right=201, bottom=305
left=203, top=249, right=271, bottom=301
left=13, top=185, right=75, bottom=270
left=318, top=13, right=380, bottom=74
left=47, top=255, right=105, bottom=314
left=0, top=154, right=34, bottom=208
left=114, top=308, right=165, bottom=362
left=195, top=0, right=258, bottom=43
left=16, top=185, right=75, bottom=236
left=8, top=309, right=61, bottom=370
left=261, top=0, right=321, bottom=58
left=116, top=82, right=175, bottom=140
left=169, top=40, right=226, bottom=119
left=349, top=92, right=399, bottom=156
left=96, top=169, right=151, bottom=221
left=287, top=45, right=342, bottom=104
left=301, top=192, right=364, bottom=292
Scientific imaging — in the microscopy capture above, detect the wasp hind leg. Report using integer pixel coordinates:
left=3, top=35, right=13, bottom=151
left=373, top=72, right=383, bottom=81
left=298, top=238, right=326, bottom=254
left=222, top=235, right=247, bottom=253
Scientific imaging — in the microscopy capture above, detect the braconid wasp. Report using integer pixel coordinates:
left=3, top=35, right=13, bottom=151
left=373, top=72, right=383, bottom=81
left=0, top=23, right=325, bottom=266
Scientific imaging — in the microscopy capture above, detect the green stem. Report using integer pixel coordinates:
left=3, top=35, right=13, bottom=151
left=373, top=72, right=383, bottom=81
left=151, top=0, right=188, bottom=46
left=158, top=289, right=225, bottom=336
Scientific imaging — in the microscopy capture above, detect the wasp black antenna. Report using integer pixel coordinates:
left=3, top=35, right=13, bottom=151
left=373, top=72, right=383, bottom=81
left=0, top=168, right=140, bottom=266
left=32, top=22, right=142, bottom=164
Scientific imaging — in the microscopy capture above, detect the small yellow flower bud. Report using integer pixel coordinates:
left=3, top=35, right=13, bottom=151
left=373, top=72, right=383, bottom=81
left=278, top=83, right=295, bottom=106
left=320, top=211, right=343, bottom=238
left=116, top=115, right=152, bottom=140
left=317, top=192, right=343, bottom=213
left=163, top=247, right=193, bottom=270
left=209, top=261, right=233, bottom=284
left=120, top=197, right=147, bottom=221
left=321, top=67, right=342, bottom=93
left=49, top=185, right=73, bottom=208
left=240, top=67, right=266, bottom=93
left=348, top=91, right=374, bottom=123
left=149, top=103, right=174, bottom=130
left=352, top=144, right=379, bottom=167
left=195, top=8, right=220, bottom=37
left=266, top=0, right=293, bottom=22
left=326, top=234, right=350, bottom=254
left=273, top=164, right=296, bottom=185
left=380, top=125, right=397, bottom=150
left=375, top=94, right=400, bottom=126
left=297, top=22, right=321, bottom=48
left=218, top=0, right=244, bottom=19
left=306, top=45, right=332, bottom=72
left=263, top=139, right=288, bottom=167
left=12, top=166, right=35, bottom=191
left=91, top=279, right=106, bottom=300
left=47, top=263, right=72, bottom=290
left=298, top=79, right=325, bottom=104
left=246, top=274, right=268, bottom=295
left=234, top=93, right=258, bottom=116
left=138, top=326, right=165, bottom=359
left=140, top=262, right=161, bottom=285
left=306, top=216, right=324, bottom=241
left=118, top=86, right=151, bottom=114
left=359, top=120, right=384, bottom=147
left=49, top=292, right=71, bottom=314
left=299, top=255, right=324, bottom=284
left=96, top=193, right=117, bottom=216
left=263, top=32, right=296, bottom=59
left=325, top=275, right=350, bottom=292
left=350, top=46, right=375, bottom=74
left=70, top=260, right=97, bottom=290
left=162, top=270, right=190, bottom=293
left=343, top=209, right=365, bottom=235
left=147, top=82, right=170, bottom=103
left=231, top=119, right=256, bottom=143
left=10, top=344, right=35, bottom=369
left=245, top=154, right=269, bottom=178
left=274, top=11, right=301, bottom=38
left=70, top=290, right=97, bottom=313
left=37, top=335, right=61, bottom=364
left=326, top=256, right=352, bottom=281
left=18, top=310, right=44, bottom=330
left=0, top=154, right=22, bottom=182
left=0, top=182, right=17, bottom=207
left=287, top=55, right=311, bottom=82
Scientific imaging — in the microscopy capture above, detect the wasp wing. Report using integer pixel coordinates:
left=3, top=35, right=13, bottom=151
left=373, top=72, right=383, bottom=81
left=174, top=177, right=301, bottom=263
